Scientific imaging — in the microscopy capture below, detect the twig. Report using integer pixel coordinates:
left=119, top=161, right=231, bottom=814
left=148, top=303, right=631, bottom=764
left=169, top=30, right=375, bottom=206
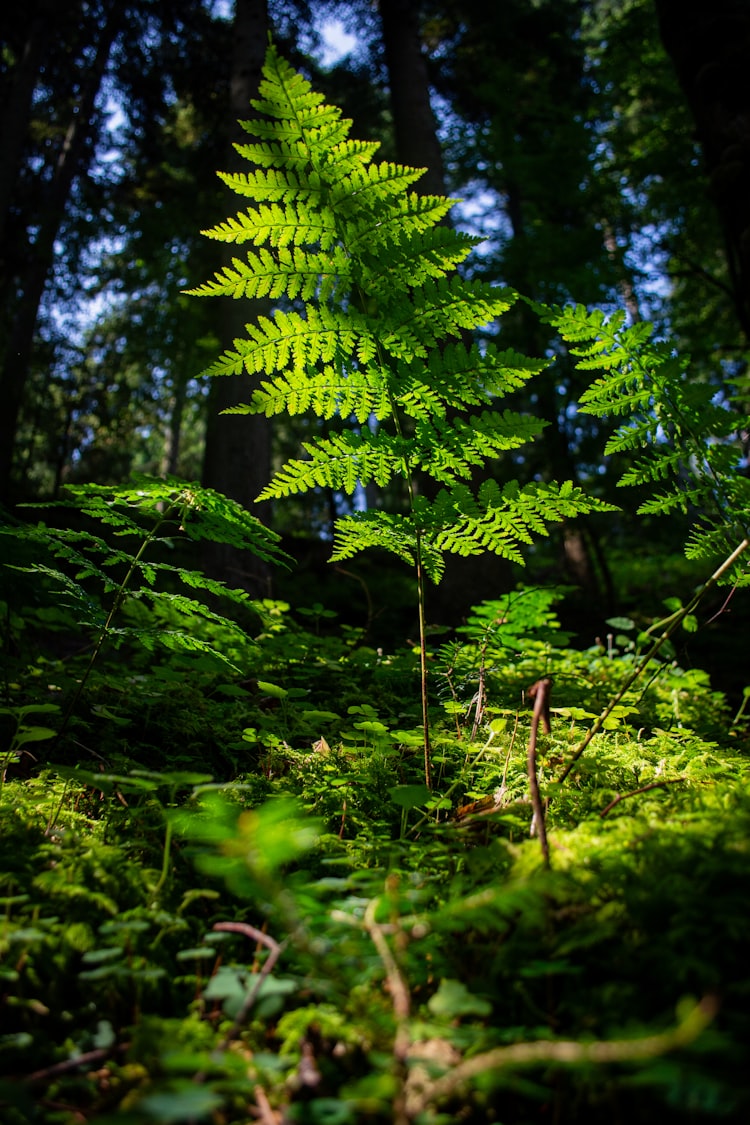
left=527, top=679, right=552, bottom=867
left=211, top=922, right=285, bottom=1051
left=704, top=584, right=737, bottom=625
left=24, top=1047, right=120, bottom=1084
left=363, top=896, right=411, bottom=1125
left=499, top=710, right=520, bottom=794
left=599, top=777, right=685, bottom=818
left=556, top=538, right=750, bottom=787
left=408, top=997, right=717, bottom=1116
left=253, top=1083, right=279, bottom=1124
left=470, top=636, right=490, bottom=741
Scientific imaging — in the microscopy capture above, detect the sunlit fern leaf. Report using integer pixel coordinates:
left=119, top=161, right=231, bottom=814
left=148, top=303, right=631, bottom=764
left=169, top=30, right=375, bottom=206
left=534, top=299, right=750, bottom=578
left=190, top=46, right=613, bottom=592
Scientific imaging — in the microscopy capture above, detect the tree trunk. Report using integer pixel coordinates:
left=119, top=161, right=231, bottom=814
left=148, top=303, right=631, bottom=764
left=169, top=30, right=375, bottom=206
left=0, top=1, right=56, bottom=261
left=506, top=179, right=610, bottom=605
left=378, top=0, right=446, bottom=197
left=200, top=0, right=273, bottom=593
left=0, top=3, right=120, bottom=505
left=654, top=0, right=750, bottom=340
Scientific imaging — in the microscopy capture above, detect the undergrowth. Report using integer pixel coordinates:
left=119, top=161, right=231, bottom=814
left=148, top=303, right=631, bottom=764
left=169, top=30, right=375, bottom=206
left=2, top=558, right=749, bottom=1123
left=2, top=42, right=750, bottom=1125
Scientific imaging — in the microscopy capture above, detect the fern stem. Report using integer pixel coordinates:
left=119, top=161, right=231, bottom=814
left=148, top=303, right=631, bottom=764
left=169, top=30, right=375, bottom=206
left=55, top=515, right=168, bottom=744
left=556, top=536, right=750, bottom=785
left=374, top=328, right=433, bottom=787
left=414, top=529, right=432, bottom=789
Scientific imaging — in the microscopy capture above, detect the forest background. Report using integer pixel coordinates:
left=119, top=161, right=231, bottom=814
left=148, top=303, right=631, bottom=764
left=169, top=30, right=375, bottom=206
left=2, top=1, right=750, bottom=1123
left=5, top=0, right=750, bottom=624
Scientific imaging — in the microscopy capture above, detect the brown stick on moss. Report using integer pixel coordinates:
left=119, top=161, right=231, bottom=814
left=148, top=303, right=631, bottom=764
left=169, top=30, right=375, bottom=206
left=527, top=678, right=552, bottom=867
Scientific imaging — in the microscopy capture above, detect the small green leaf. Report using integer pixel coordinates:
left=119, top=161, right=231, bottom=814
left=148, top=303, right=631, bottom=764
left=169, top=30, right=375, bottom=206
left=13, top=725, right=57, bottom=746
left=138, top=1083, right=224, bottom=1123
left=256, top=679, right=289, bottom=699
left=605, top=616, right=635, bottom=631
left=428, top=978, right=492, bottom=1017
left=388, top=784, right=432, bottom=809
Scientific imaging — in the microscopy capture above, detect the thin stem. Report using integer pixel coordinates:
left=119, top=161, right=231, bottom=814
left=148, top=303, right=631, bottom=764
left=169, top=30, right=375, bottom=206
left=527, top=679, right=551, bottom=867
left=556, top=538, right=750, bottom=786
left=55, top=514, right=170, bottom=744
left=150, top=817, right=173, bottom=903
left=409, top=728, right=499, bottom=835
left=599, top=777, right=685, bottom=818
left=210, top=922, right=285, bottom=1050
left=381, top=375, right=432, bottom=788
left=414, top=529, right=431, bottom=789
left=409, top=998, right=717, bottom=1117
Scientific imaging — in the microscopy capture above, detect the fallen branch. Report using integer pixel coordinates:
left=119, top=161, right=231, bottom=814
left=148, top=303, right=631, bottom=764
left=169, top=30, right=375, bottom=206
left=410, top=996, right=717, bottom=1116
left=363, top=894, right=411, bottom=1125
left=527, top=679, right=552, bottom=867
left=211, top=922, right=285, bottom=1050
left=25, top=1046, right=122, bottom=1085
left=556, top=538, right=749, bottom=787
left=253, top=1083, right=280, bottom=1125
left=599, top=777, right=685, bottom=818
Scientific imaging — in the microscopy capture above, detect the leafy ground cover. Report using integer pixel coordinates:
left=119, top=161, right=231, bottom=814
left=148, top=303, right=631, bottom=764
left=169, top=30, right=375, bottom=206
left=2, top=44, right=750, bottom=1125
left=2, top=524, right=749, bottom=1124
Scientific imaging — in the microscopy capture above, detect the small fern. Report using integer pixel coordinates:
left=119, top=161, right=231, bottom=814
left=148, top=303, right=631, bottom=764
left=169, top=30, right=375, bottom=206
left=189, top=46, right=613, bottom=784
left=5, top=476, right=290, bottom=738
left=534, top=302, right=750, bottom=582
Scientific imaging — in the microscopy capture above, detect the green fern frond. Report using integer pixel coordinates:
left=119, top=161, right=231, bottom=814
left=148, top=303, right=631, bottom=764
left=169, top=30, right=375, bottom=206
left=191, top=46, right=612, bottom=575
left=186, top=245, right=351, bottom=303
left=431, top=479, right=616, bottom=565
left=536, top=299, right=750, bottom=578
left=197, top=201, right=338, bottom=249
left=189, top=45, right=630, bottom=782
left=213, top=167, right=323, bottom=203
left=412, top=412, right=547, bottom=484
left=619, top=450, right=684, bottom=488
left=238, top=367, right=392, bottom=423
left=361, top=228, right=479, bottom=295
left=603, top=417, right=662, bottom=455
left=259, top=429, right=404, bottom=499
left=348, top=193, right=455, bottom=256
left=202, top=305, right=375, bottom=380
left=330, top=511, right=446, bottom=583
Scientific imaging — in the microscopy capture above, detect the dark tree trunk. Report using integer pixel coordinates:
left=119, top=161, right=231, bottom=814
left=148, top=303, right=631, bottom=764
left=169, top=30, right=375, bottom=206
left=0, top=1, right=56, bottom=260
left=200, top=0, right=273, bottom=594
left=377, top=1, right=519, bottom=618
left=654, top=0, right=750, bottom=340
left=378, top=0, right=446, bottom=196
left=506, top=180, right=611, bottom=606
left=0, top=3, right=120, bottom=505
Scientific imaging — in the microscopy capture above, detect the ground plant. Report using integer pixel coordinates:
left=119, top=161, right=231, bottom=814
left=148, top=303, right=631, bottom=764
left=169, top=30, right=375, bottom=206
left=1, top=45, right=749, bottom=1125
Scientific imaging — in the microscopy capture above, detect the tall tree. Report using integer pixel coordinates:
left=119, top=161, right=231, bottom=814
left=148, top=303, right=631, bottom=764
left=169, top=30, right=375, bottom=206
left=654, top=0, right=750, bottom=343
left=200, top=0, right=274, bottom=592
left=378, top=0, right=446, bottom=196
left=0, top=0, right=225, bottom=505
left=419, top=0, right=619, bottom=598
left=0, top=1, right=123, bottom=504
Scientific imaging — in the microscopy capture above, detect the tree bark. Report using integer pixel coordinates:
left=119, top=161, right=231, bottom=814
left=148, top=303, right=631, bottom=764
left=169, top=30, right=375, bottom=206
left=200, top=0, right=273, bottom=593
left=654, top=0, right=750, bottom=340
left=0, top=1, right=56, bottom=261
left=0, top=3, right=121, bottom=505
left=378, top=0, right=446, bottom=197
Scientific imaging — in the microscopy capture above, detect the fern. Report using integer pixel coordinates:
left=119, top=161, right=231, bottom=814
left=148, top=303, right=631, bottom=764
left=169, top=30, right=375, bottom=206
left=534, top=302, right=750, bottom=582
left=189, top=46, right=614, bottom=784
left=5, top=476, right=291, bottom=739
